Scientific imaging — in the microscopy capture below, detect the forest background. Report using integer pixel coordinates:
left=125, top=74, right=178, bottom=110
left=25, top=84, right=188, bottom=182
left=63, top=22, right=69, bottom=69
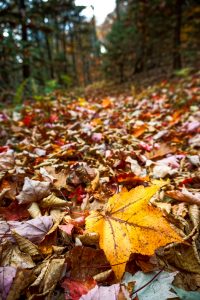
left=0, top=0, right=200, bottom=102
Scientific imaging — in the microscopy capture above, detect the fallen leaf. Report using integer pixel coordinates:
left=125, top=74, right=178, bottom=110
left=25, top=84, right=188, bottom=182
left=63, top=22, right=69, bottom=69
left=43, top=166, right=68, bottom=189
left=62, top=278, right=96, bottom=300
left=0, top=266, right=17, bottom=300
left=16, top=177, right=51, bottom=204
left=116, top=173, right=149, bottom=185
left=125, top=157, right=142, bottom=176
left=0, top=242, right=35, bottom=269
left=152, top=165, right=176, bottom=178
left=0, top=150, right=15, bottom=171
left=0, top=201, right=30, bottom=221
left=80, top=283, right=120, bottom=300
left=40, top=193, right=68, bottom=208
left=172, top=286, right=200, bottom=300
left=65, top=246, right=109, bottom=280
left=166, top=188, right=200, bottom=206
left=86, top=184, right=183, bottom=279
left=147, top=143, right=176, bottom=159
left=157, top=244, right=200, bottom=274
left=102, top=97, right=112, bottom=108
left=123, top=271, right=177, bottom=300
left=132, top=124, right=147, bottom=138
left=9, top=216, right=53, bottom=243
left=27, top=202, right=42, bottom=218
left=6, top=269, right=34, bottom=300
left=12, top=230, right=40, bottom=257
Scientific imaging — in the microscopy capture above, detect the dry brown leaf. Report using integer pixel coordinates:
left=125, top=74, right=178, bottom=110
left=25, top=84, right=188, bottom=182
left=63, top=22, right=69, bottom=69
left=28, top=202, right=42, bottom=218
left=65, top=246, right=109, bottom=280
left=166, top=188, right=200, bottom=206
left=43, top=166, right=68, bottom=189
left=147, top=143, right=176, bottom=159
left=40, top=192, right=68, bottom=208
left=0, top=242, right=35, bottom=269
left=7, top=269, right=35, bottom=300
left=12, top=230, right=40, bottom=258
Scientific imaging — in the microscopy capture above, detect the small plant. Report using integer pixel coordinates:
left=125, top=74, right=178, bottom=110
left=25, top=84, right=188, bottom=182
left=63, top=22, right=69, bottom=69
left=14, top=79, right=28, bottom=105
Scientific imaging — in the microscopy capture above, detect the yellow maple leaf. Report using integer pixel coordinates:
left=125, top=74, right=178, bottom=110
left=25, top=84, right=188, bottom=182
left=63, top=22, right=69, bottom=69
left=86, top=184, right=183, bottom=279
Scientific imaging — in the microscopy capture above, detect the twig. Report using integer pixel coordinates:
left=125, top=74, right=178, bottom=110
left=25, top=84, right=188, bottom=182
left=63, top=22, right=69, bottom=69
left=131, top=267, right=165, bottom=299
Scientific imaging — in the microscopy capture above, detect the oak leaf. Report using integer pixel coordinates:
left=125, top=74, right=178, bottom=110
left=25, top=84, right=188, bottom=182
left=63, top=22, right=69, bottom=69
left=86, top=184, right=183, bottom=279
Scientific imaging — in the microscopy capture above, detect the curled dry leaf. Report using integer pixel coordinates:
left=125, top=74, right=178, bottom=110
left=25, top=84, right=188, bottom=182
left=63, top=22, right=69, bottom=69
left=28, top=202, right=42, bottom=218
left=6, top=269, right=34, bottom=300
left=40, top=192, right=68, bottom=208
left=29, top=258, right=65, bottom=297
left=166, top=188, right=200, bottom=206
left=0, top=242, right=35, bottom=269
left=147, top=143, right=176, bottom=159
left=157, top=244, right=200, bottom=274
left=93, top=269, right=113, bottom=283
left=42, top=258, right=65, bottom=293
left=86, top=183, right=183, bottom=279
left=90, top=170, right=100, bottom=191
left=12, top=230, right=40, bottom=257
left=16, top=177, right=51, bottom=204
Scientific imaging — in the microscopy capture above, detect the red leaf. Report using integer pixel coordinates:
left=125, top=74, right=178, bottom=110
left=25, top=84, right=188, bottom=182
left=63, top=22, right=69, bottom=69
left=0, top=201, right=30, bottom=221
left=22, top=114, right=34, bottom=126
left=0, top=146, right=9, bottom=153
left=49, top=113, right=59, bottom=123
left=61, top=278, right=96, bottom=300
left=69, top=186, right=86, bottom=203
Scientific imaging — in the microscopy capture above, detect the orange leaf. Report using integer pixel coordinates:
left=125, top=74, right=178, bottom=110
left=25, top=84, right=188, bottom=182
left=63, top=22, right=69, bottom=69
left=146, top=143, right=176, bottom=159
left=116, top=173, right=149, bottom=184
left=169, top=109, right=185, bottom=125
left=101, top=98, right=112, bottom=108
left=132, top=124, right=147, bottom=138
left=91, top=118, right=102, bottom=126
left=86, top=183, right=183, bottom=279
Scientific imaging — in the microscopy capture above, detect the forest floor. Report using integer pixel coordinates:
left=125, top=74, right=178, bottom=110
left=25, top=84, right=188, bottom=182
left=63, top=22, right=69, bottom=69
left=0, top=70, right=200, bottom=300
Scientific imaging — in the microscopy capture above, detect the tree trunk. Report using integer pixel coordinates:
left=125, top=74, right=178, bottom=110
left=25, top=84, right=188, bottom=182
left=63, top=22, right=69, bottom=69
left=18, top=0, right=30, bottom=79
left=62, top=22, right=68, bottom=74
left=45, top=34, right=54, bottom=79
left=119, top=62, right=124, bottom=83
left=173, top=0, right=182, bottom=70
left=69, top=23, right=78, bottom=85
left=116, top=0, right=121, bottom=21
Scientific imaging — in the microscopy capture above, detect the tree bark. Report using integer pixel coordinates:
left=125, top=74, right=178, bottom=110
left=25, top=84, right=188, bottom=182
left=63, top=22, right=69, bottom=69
left=62, top=22, right=68, bottom=74
left=69, top=23, right=78, bottom=85
left=173, top=0, right=182, bottom=70
left=45, top=34, right=54, bottom=79
left=18, top=0, right=30, bottom=79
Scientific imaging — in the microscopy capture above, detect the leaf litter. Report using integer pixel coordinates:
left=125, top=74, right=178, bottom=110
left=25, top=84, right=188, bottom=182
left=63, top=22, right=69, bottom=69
left=0, top=72, right=200, bottom=299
